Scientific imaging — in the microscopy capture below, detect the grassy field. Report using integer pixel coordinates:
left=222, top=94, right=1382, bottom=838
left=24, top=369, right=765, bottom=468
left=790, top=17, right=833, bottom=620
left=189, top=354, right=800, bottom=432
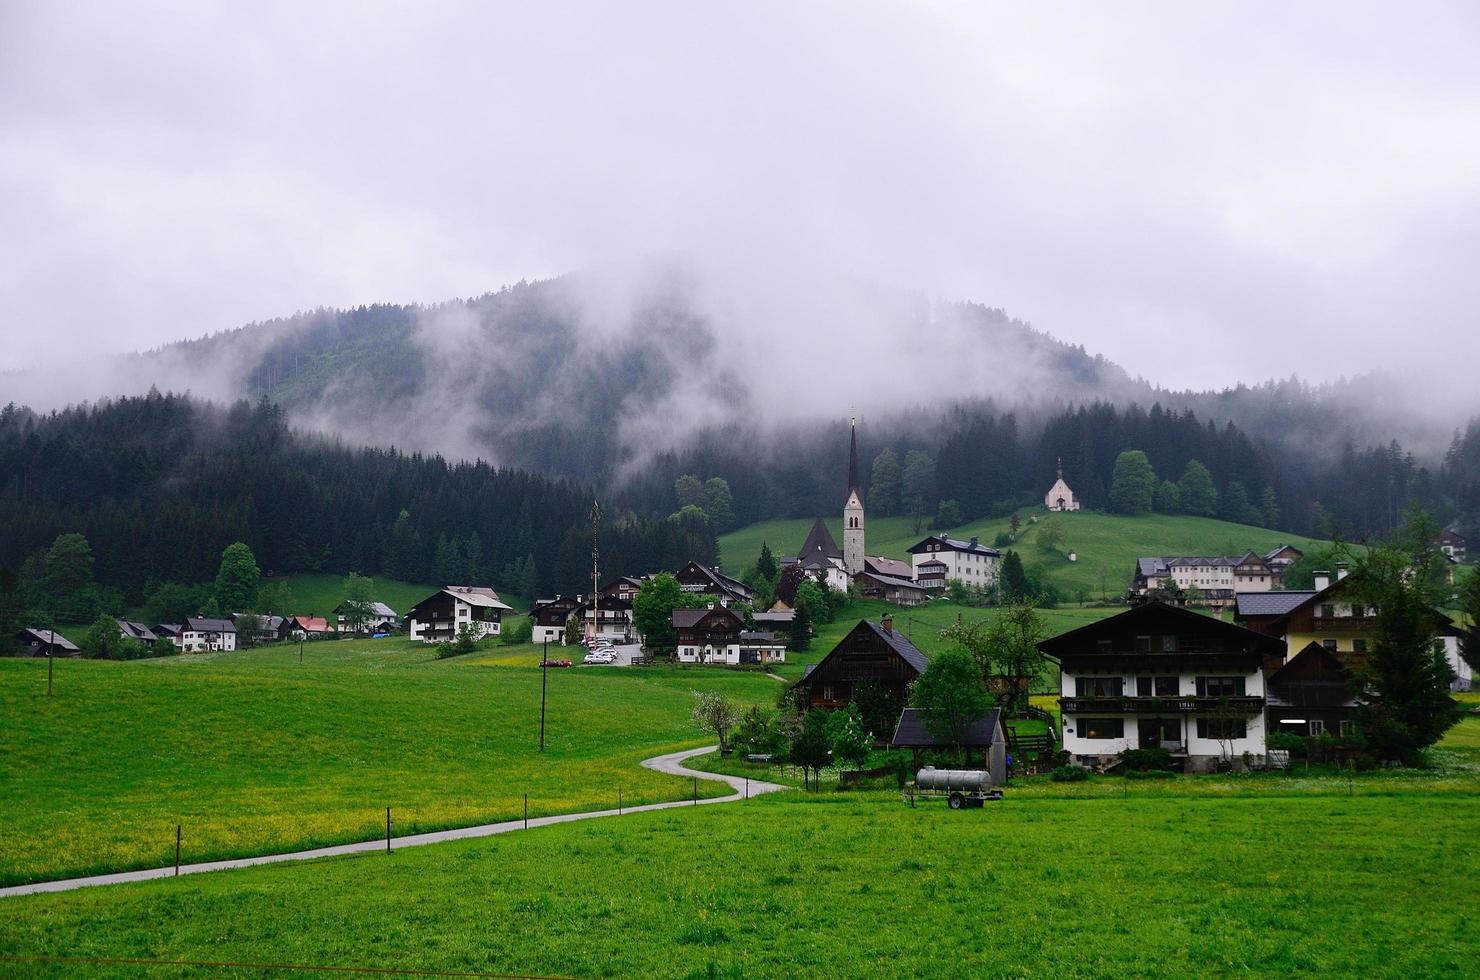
left=0, top=637, right=783, bottom=887
left=262, top=572, right=447, bottom=618
left=2, top=788, right=1476, bottom=977
left=720, top=511, right=1327, bottom=600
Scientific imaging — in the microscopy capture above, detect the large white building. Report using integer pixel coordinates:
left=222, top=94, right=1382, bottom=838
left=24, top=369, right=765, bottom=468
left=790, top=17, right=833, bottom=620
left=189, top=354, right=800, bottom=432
left=1040, top=602, right=1282, bottom=772
left=406, top=586, right=511, bottom=644
left=907, top=534, right=1001, bottom=589
left=179, top=617, right=237, bottom=653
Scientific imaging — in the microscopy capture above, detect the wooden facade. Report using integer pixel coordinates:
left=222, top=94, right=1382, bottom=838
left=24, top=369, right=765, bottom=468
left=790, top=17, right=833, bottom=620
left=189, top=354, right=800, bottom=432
left=794, top=618, right=928, bottom=711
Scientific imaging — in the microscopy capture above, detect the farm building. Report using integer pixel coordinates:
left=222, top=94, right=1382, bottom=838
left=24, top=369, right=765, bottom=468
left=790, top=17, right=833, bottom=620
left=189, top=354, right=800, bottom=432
left=333, top=601, right=398, bottom=635
left=794, top=616, right=927, bottom=711
left=1265, top=641, right=1359, bottom=739
left=117, top=621, right=158, bottom=644
left=853, top=570, right=928, bottom=607
left=891, top=707, right=1008, bottom=786
left=529, top=595, right=583, bottom=646
left=12, top=628, right=82, bottom=658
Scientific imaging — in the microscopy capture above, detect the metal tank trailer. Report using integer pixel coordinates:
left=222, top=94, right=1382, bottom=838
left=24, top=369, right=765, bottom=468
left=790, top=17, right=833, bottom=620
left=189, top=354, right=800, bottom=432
left=909, top=766, right=1003, bottom=808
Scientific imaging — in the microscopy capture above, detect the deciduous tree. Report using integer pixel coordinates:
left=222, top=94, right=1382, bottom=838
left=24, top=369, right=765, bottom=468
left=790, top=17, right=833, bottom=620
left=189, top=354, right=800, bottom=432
left=912, top=648, right=993, bottom=758
left=1177, top=460, right=1218, bottom=517
left=870, top=448, right=900, bottom=516
left=213, top=542, right=261, bottom=613
left=1109, top=450, right=1156, bottom=515
left=691, top=691, right=740, bottom=754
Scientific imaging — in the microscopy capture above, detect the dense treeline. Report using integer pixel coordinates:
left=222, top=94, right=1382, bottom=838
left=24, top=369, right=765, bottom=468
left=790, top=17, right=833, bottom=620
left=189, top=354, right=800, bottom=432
left=0, top=393, right=715, bottom=606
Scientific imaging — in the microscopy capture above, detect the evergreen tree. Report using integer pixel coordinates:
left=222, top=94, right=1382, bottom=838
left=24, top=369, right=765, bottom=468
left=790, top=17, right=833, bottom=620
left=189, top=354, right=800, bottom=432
left=1220, top=481, right=1262, bottom=526
left=1457, top=568, right=1480, bottom=673
left=756, top=542, right=778, bottom=582
left=1177, top=460, right=1219, bottom=517
left=462, top=531, right=484, bottom=583
left=433, top=533, right=462, bottom=584
left=789, top=599, right=813, bottom=651
left=213, top=542, right=261, bottom=613
left=674, top=475, right=704, bottom=509
left=254, top=580, right=295, bottom=617
left=1109, top=451, right=1156, bottom=514
left=1259, top=486, right=1281, bottom=528
left=516, top=554, right=539, bottom=601
left=0, top=568, right=25, bottom=656
left=384, top=510, right=424, bottom=582
left=869, top=448, right=901, bottom=516
left=1000, top=550, right=1031, bottom=602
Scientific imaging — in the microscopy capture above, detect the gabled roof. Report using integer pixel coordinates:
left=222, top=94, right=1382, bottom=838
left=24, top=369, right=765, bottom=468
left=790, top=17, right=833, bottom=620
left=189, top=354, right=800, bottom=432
left=118, top=621, right=158, bottom=642
left=1036, top=601, right=1284, bottom=658
left=185, top=617, right=237, bottom=632
left=676, top=561, right=754, bottom=601
left=334, top=601, right=397, bottom=618
left=1235, top=591, right=1318, bottom=618
left=791, top=619, right=929, bottom=689
left=892, top=707, right=1003, bottom=748
left=740, top=630, right=782, bottom=644
left=154, top=623, right=181, bottom=637
left=17, top=628, right=81, bottom=653
left=672, top=606, right=743, bottom=630
left=864, top=555, right=913, bottom=579
left=1266, top=642, right=1359, bottom=709
left=855, top=571, right=927, bottom=592
left=798, top=518, right=842, bottom=562
left=907, top=534, right=1000, bottom=557
left=442, top=586, right=513, bottom=610
left=1264, top=544, right=1304, bottom=561
left=288, top=615, right=331, bottom=632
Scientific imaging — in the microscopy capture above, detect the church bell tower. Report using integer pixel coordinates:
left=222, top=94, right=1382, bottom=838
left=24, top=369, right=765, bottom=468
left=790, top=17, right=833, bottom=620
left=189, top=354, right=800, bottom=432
left=843, top=416, right=865, bottom=576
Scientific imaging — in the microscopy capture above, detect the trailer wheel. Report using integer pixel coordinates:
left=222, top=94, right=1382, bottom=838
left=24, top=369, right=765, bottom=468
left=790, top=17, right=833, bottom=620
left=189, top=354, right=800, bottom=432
left=948, top=792, right=965, bottom=810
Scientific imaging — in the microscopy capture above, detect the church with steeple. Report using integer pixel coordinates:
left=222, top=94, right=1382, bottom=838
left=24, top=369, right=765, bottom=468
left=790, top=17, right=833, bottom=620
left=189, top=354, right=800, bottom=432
left=1044, top=458, right=1081, bottom=512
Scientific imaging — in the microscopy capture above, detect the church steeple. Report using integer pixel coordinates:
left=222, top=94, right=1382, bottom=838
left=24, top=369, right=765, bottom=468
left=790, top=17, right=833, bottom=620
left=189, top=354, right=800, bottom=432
left=843, top=415, right=865, bottom=576
left=846, top=415, right=861, bottom=503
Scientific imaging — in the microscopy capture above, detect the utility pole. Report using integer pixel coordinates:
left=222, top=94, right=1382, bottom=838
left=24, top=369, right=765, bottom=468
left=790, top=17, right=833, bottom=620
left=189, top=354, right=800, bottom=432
left=539, top=639, right=548, bottom=752
left=589, top=499, right=601, bottom=648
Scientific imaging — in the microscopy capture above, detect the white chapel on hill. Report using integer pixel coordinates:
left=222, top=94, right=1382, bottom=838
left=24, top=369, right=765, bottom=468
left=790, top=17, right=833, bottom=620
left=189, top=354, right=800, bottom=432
left=1044, top=458, right=1080, bottom=512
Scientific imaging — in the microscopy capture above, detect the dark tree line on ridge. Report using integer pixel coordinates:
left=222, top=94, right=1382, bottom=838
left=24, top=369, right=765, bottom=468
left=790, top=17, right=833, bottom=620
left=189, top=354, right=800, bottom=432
left=0, top=393, right=716, bottom=609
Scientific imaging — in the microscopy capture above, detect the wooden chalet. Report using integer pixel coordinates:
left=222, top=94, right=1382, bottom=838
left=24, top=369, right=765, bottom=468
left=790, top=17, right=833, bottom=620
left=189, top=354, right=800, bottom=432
left=1265, top=641, right=1359, bottom=738
left=794, top=616, right=927, bottom=711
left=674, top=560, right=755, bottom=605
left=891, top=707, right=1007, bottom=785
left=853, top=570, right=928, bottom=607
left=673, top=605, right=744, bottom=663
left=406, top=586, right=511, bottom=644
left=118, top=620, right=158, bottom=644
left=13, top=628, right=82, bottom=658
left=1437, top=528, right=1467, bottom=563
left=601, top=576, right=646, bottom=604
left=530, top=595, right=583, bottom=645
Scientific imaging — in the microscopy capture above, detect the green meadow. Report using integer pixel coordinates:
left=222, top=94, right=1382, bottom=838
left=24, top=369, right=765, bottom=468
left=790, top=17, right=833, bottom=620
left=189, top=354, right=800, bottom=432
left=2, top=790, right=1476, bottom=977
left=0, top=638, right=780, bottom=887
left=719, top=511, right=1327, bottom=599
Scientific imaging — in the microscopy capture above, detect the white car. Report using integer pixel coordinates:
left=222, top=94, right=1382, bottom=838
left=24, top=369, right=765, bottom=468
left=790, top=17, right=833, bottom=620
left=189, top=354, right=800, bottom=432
left=583, top=649, right=617, bottom=665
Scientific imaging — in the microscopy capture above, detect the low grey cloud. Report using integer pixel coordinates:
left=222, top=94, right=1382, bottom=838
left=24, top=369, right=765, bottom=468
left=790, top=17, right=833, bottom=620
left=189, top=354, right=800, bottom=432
left=2, top=1, right=1478, bottom=395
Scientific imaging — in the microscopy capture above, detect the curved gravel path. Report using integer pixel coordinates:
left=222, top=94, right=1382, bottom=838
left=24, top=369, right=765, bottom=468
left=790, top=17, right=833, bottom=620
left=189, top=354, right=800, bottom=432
left=0, top=745, right=788, bottom=899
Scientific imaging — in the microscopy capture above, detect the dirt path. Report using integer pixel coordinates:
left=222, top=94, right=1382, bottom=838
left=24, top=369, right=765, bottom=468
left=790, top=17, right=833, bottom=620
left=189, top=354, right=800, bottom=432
left=0, top=746, right=788, bottom=899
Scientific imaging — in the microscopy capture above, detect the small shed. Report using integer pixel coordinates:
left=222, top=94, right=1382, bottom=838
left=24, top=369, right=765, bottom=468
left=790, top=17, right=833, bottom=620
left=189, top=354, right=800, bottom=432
left=891, top=707, right=1007, bottom=786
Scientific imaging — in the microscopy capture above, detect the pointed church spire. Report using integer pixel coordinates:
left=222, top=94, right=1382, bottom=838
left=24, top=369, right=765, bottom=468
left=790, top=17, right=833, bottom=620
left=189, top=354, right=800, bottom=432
left=1057, top=456, right=1063, bottom=480
left=847, top=415, right=861, bottom=499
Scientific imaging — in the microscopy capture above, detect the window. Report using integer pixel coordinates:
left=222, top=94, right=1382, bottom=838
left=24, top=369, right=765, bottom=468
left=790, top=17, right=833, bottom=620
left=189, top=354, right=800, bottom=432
left=1309, top=719, right=1326, bottom=736
left=822, top=685, right=834, bottom=701
left=1339, top=720, right=1355, bottom=737
left=1096, top=639, right=1113, bottom=655
left=1134, top=635, right=1152, bottom=653
left=1136, top=676, right=1153, bottom=697
left=1155, top=676, right=1178, bottom=697
left=1079, top=718, right=1125, bottom=739
left=1162, top=634, right=1178, bottom=653
left=1322, top=639, right=1338, bottom=653
left=1076, top=676, right=1124, bottom=698
left=1196, top=676, right=1245, bottom=698
left=1196, top=718, right=1247, bottom=740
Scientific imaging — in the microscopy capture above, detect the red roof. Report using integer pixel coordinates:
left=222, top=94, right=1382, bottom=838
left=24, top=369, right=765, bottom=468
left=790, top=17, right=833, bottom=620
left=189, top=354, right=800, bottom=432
left=292, top=616, right=331, bottom=632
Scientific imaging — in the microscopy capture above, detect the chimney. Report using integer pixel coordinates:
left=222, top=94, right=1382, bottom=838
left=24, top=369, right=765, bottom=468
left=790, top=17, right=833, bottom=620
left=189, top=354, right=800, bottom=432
left=881, top=614, right=894, bottom=634
left=707, top=602, right=715, bottom=610
left=1335, top=562, right=1349, bottom=581
left=969, top=536, right=979, bottom=548
left=1313, top=570, right=1330, bottom=591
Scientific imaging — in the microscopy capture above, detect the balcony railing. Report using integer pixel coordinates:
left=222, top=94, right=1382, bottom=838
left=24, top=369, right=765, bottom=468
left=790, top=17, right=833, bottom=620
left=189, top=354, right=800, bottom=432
left=1060, top=696, right=1264, bottom=714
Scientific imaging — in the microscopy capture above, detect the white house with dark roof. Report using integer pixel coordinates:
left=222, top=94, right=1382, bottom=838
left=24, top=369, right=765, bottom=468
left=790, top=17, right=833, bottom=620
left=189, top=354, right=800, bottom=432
left=407, top=586, right=512, bottom=644
left=180, top=617, right=237, bottom=653
left=907, top=534, right=1001, bottom=589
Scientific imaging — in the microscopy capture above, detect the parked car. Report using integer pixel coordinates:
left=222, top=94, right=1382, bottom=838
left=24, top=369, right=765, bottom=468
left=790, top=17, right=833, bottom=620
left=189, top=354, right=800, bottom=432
left=540, top=658, right=573, bottom=668
left=583, top=650, right=617, bottom=665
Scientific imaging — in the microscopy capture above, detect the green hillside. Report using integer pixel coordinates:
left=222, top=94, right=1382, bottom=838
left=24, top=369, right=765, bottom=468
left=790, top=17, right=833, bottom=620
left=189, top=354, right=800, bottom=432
left=720, top=511, right=1327, bottom=599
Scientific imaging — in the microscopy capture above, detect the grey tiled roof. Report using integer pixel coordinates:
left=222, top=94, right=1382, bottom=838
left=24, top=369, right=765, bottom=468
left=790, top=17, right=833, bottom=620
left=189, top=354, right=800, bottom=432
left=892, top=707, right=1003, bottom=748
left=1235, top=591, right=1318, bottom=617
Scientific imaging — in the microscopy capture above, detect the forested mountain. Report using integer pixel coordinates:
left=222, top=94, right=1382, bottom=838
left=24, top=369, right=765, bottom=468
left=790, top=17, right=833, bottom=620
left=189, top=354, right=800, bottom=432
left=4, top=265, right=1478, bottom=550
left=0, top=394, right=715, bottom=606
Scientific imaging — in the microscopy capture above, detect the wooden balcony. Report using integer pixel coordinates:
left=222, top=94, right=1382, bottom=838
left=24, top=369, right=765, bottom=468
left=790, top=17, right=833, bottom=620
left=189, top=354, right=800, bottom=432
left=1060, top=696, right=1264, bottom=714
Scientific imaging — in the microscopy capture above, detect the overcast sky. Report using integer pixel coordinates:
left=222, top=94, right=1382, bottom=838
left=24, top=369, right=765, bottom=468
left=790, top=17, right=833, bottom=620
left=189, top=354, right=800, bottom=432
left=2, top=2, right=1478, bottom=388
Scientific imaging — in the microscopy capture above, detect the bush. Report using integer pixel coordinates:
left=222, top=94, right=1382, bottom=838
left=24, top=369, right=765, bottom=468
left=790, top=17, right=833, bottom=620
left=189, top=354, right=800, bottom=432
left=1119, top=747, right=1174, bottom=771
left=993, top=531, right=1013, bottom=548
left=1266, top=731, right=1308, bottom=753
left=1050, top=765, right=1088, bottom=782
left=500, top=616, right=533, bottom=646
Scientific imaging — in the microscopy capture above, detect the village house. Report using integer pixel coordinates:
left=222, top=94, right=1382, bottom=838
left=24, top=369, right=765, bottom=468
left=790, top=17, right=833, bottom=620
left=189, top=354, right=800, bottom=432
left=1040, top=602, right=1283, bottom=771
left=674, top=560, right=756, bottom=606
left=853, top=570, right=928, bottom=607
left=576, top=594, right=638, bottom=645
left=1043, top=458, right=1081, bottom=511
left=1238, top=566, right=1471, bottom=691
left=672, top=605, right=785, bottom=664
left=1265, top=641, right=1360, bottom=739
left=235, top=614, right=290, bottom=645
left=529, top=595, right=583, bottom=645
left=793, top=616, right=927, bottom=711
left=907, top=534, right=1001, bottom=590
left=333, top=601, right=399, bottom=635
left=118, top=621, right=158, bottom=644
left=785, top=518, right=851, bottom=593
left=153, top=624, right=182, bottom=647
left=406, top=586, right=511, bottom=644
left=286, top=615, right=333, bottom=641
left=179, top=617, right=238, bottom=653
left=1438, top=528, right=1467, bottom=563
left=1262, top=544, right=1304, bottom=574
left=601, top=576, right=647, bottom=604
left=891, top=707, right=1008, bottom=785
left=12, top=628, right=82, bottom=658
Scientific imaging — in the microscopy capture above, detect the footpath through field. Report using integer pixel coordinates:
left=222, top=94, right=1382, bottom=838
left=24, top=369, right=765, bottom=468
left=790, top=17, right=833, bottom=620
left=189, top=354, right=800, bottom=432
left=0, top=746, right=787, bottom=899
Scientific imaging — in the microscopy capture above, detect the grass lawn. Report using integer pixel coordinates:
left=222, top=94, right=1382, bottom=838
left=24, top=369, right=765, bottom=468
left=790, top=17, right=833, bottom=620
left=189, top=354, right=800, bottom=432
left=262, top=572, right=528, bottom=617
left=2, top=788, right=1476, bottom=977
left=720, top=511, right=1327, bottom=600
left=0, top=637, right=782, bottom=887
